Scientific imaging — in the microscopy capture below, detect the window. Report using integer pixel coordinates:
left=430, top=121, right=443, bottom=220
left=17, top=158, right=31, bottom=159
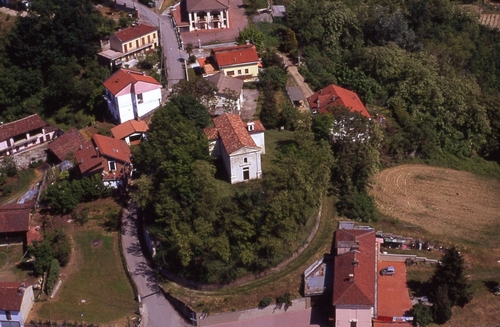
left=108, top=161, right=117, bottom=171
left=124, top=44, right=128, bottom=52
left=136, top=40, right=139, bottom=48
left=137, top=93, right=144, bottom=103
left=245, top=68, right=249, bottom=74
left=227, top=70, right=235, bottom=76
left=153, top=33, right=156, bottom=39
left=350, top=322, right=357, bottom=327
left=243, top=157, right=248, bottom=163
left=6, top=311, right=11, bottom=320
left=243, top=167, right=250, bottom=180
left=238, top=69, right=242, bottom=75
left=148, top=35, right=151, bottom=43
left=142, top=37, right=145, bottom=45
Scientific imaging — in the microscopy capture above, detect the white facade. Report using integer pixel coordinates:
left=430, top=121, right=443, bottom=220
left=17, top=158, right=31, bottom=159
left=335, top=305, right=373, bottom=327
left=105, top=83, right=161, bottom=124
left=0, top=286, right=34, bottom=327
left=225, top=147, right=262, bottom=184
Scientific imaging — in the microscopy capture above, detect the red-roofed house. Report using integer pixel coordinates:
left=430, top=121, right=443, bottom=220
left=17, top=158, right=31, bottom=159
left=307, top=84, right=370, bottom=118
left=98, top=23, right=159, bottom=68
left=75, top=134, right=131, bottom=188
left=0, top=205, right=31, bottom=246
left=0, top=114, right=58, bottom=158
left=48, top=128, right=88, bottom=162
left=111, top=119, right=149, bottom=146
left=204, top=114, right=265, bottom=184
left=333, top=225, right=378, bottom=327
left=103, top=69, right=162, bottom=124
left=211, top=44, right=260, bottom=81
left=0, top=282, right=34, bottom=327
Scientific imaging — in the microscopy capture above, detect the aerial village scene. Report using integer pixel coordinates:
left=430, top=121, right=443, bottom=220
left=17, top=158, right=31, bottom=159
left=0, top=0, right=500, bottom=326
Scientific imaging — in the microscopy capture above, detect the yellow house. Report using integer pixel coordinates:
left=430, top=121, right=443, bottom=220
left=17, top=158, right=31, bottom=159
left=99, top=23, right=159, bottom=67
left=211, top=44, right=260, bottom=81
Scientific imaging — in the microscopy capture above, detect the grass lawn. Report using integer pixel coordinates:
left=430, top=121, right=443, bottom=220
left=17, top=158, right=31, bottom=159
left=165, top=195, right=337, bottom=313
left=0, top=168, right=37, bottom=205
left=36, top=230, right=136, bottom=324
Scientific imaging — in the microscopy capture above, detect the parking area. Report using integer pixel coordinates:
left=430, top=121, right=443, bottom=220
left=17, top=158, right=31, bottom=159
left=377, top=261, right=413, bottom=319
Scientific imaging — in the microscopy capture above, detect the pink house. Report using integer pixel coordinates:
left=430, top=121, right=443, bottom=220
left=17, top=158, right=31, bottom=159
left=103, top=69, right=162, bottom=124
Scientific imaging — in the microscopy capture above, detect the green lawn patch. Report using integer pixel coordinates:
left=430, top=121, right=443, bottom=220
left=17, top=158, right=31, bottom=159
left=0, top=168, right=37, bottom=205
left=37, top=230, right=136, bottom=323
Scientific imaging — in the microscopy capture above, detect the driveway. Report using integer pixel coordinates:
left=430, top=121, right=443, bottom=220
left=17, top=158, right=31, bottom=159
left=121, top=201, right=187, bottom=327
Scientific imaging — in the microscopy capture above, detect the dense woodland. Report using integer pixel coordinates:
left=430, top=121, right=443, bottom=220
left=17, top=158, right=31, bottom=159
left=0, top=0, right=119, bottom=127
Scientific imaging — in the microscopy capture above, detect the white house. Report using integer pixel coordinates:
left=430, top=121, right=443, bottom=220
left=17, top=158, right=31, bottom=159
left=204, top=114, right=265, bottom=184
left=103, top=69, right=162, bottom=124
left=206, top=73, right=244, bottom=115
left=0, top=283, right=34, bottom=327
left=0, top=114, right=57, bottom=158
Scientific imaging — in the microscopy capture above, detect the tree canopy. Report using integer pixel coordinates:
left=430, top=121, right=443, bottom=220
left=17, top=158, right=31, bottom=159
left=132, top=101, right=333, bottom=283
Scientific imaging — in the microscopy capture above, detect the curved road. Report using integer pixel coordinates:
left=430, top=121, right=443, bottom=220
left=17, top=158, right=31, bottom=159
left=119, top=0, right=188, bottom=89
left=122, top=201, right=187, bottom=327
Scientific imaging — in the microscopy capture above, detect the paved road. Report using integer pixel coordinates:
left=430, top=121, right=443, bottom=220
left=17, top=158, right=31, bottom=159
left=122, top=201, right=187, bottom=327
left=119, top=0, right=187, bottom=90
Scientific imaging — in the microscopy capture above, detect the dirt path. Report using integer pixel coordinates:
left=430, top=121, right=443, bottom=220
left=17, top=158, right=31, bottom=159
left=276, top=53, right=314, bottom=112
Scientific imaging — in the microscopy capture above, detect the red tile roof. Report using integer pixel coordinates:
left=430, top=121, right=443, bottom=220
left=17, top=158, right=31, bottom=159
left=307, top=84, right=370, bottom=118
left=0, top=282, right=25, bottom=311
left=75, top=135, right=130, bottom=175
left=377, top=261, right=413, bottom=320
left=203, top=127, right=218, bottom=140
left=93, top=134, right=131, bottom=163
left=27, top=226, right=43, bottom=245
left=0, top=206, right=30, bottom=233
left=212, top=44, right=259, bottom=68
left=48, top=128, right=88, bottom=162
left=103, top=69, right=161, bottom=96
left=0, top=114, right=47, bottom=141
left=250, top=120, right=265, bottom=134
left=207, top=114, right=264, bottom=154
left=111, top=120, right=149, bottom=141
left=186, top=0, right=229, bottom=11
left=75, top=140, right=104, bottom=175
left=333, top=229, right=376, bottom=306
left=113, top=23, right=158, bottom=43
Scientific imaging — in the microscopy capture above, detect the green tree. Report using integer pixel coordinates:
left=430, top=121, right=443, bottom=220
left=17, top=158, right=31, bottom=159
left=30, top=241, right=54, bottom=275
left=169, top=94, right=210, bottom=128
left=283, top=28, right=298, bottom=53
left=259, top=66, right=287, bottom=91
left=170, top=78, right=218, bottom=110
left=431, top=247, right=472, bottom=308
left=236, top=25, right=265, bottom=52
left=46, top=259, right=60, bottom=294
left=433, top=284, right=453, bottom=324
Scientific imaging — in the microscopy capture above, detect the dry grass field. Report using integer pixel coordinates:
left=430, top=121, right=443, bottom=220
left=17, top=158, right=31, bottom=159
left=371, top=164, right=500, bottom=326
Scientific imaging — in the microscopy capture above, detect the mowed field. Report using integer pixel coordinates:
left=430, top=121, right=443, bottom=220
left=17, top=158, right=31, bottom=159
left=372, top=164, right=500, bottom=247
left=371, top=164, right=500, bottom=326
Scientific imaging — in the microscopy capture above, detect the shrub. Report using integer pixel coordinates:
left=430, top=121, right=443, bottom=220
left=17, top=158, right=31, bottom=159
left=46, top=259, right=60, bottom=294
left=412, top=302, right=433, bottom=327
left=276, top=291, right=293, bottom=308
left=259, top=297, right=273, bottom=308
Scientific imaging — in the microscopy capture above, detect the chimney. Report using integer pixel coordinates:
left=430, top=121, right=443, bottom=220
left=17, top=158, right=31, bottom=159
left=79, top=144, right=83, bottom=150
left=246, top=40, right=250, bottom=45
left=352, top=259, right=359, bottom=267
left=348, top=274, right=354, bottom=281
left=95, top=147, right=99, bottom=157
left=247, top=122, right=255, bottom=132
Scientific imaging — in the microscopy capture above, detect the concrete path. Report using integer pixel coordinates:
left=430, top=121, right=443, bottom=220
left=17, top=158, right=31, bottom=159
left=203, top=307, right=330, bottom=327
left=277, top=53, right=314, bottom=112
left=121, top=201, right=188, bottom=327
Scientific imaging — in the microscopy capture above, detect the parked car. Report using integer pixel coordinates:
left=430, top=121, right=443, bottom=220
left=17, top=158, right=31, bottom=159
left=381, top=266, right=396, bottom=276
